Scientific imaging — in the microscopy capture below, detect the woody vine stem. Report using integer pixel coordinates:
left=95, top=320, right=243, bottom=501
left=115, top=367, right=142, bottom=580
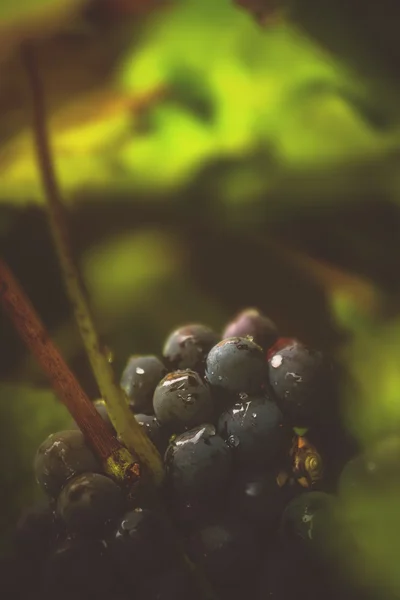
left=0, top=257, right=140, bottom=487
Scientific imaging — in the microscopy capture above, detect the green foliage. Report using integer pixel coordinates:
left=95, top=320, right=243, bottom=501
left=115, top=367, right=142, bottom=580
left=0, top=0, right=397, bottom=206
left=329, top=291, right=400, bottom=447
left=343, top=318, right=400, bottom=446
left=339, top=439, right=400, bottom=598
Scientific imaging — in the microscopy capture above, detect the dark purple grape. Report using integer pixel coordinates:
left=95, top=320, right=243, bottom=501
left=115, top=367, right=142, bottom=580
left=229, top=469, right=297, bottom=534
left=121, top=355, right=167, bottom=415
left=164, top=424, right=233, bottom=523
left=268, top=340, right=337, bottom=428
left=280, top=491, right=335, bottom=548
left=42, top=537, right=117, bottom=600
left=205, top=337, right=267, bottom=399
left=109, top=509, right=179, bottom=585
left=162, top=324, right=219, bottom=374
left=222, top=308, right=278, bottom=351
left=217, top=395, right=289, bottom=468
left=153, top=370, right=214, bottom=433
left=137, top=567, right=201, bottom=600
left=15, top=501, right=64, bottom=561
left=187, top=519, right=260, bottom=586
left=57, top=473, right=125, bottom=535
left=34, top=430, right=102, bottom=498
left=134, top=413, right=170, bottom=455
left=266, top=336, right=300, bottom=360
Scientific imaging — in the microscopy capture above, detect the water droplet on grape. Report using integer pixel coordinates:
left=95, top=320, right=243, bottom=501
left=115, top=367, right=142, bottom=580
left=270, top=354, right=283, bottom=368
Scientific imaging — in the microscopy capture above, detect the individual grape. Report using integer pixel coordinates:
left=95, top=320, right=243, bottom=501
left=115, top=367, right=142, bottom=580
left=15, top=500, right=63, bottom=561
left=205, top=337, right=267, bottom=400
left=280, top=491, right=335, bottom=548
left=266, top=337, right=299, bottom=360
left=267, top=339, right=336, bottom=428
left=187, top=519, right=260, bottom=586
left=42, top=537, right=116, bottom=600
left=153, top=370, right=214, bottom=433
left=134, top=413, right=170, bottom=455
left=164, top=424, right=233, bottom=523
left=162, top=323, right=219, bottom=373
left=222, top=308, right=278, bottom=352
left=34, top=430, right=103, bottom=498
left=121, top=355, right=167, bottom=414
left=57, top=473, right=125, bottom=535
left=229, top=469, right=297, bottom=533
left=217, top=395, right=289, bottom=468
left=137, top=567, right=201, bottom=600
left=109, top=508, right=179, bottom=585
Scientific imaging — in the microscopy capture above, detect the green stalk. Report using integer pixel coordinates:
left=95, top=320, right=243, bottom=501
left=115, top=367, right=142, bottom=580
left=21, top=42, right=164, bottom=485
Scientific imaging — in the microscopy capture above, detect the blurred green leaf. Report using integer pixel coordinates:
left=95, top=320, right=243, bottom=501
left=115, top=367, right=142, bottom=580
left=0, top=384, right=72, bottom=554
left=330, top=292, right=400, bottom=447
left=0, top=0, right=398, bottom=207
left=338, top=439, right=400, bottom=598
left=82, top=229, right=182, bottom=325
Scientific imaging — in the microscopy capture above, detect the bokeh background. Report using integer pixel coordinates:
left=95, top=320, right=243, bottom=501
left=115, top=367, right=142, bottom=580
left=1, top=0, right=400, bottom=596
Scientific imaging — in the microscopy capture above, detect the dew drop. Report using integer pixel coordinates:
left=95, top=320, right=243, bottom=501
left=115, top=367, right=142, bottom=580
left=270, top=354, right=283, bottom=368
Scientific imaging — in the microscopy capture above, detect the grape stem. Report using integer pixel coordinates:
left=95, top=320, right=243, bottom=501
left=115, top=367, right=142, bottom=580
left=20, top=43, right=164, bottom=485
left=0, top=257, right=140, bottom=487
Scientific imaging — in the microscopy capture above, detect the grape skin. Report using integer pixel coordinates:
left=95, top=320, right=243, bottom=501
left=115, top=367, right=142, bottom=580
left=34, top=430, right=103, bottom=498
left=164, top=424, right=233, bottom=524
left=268, top=340, right=336, bottom=428
left=153, top=369, right=214, bottom=433
left=57, top=473, right=125, bottom=535
left=121, top=355, right=167, bottom=415
left=222, top=307, right=278, bottom=352
left=218, top=395, right=288, bottom=468
left=206, top=337, right=267, bottom=397
left=162, top=324, right=219, bottom=374
left=109, top=508, right=180, bottom=586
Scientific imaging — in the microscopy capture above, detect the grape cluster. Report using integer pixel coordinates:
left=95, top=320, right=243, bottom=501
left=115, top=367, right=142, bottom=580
left=9, top=307, right=369, bottom=600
